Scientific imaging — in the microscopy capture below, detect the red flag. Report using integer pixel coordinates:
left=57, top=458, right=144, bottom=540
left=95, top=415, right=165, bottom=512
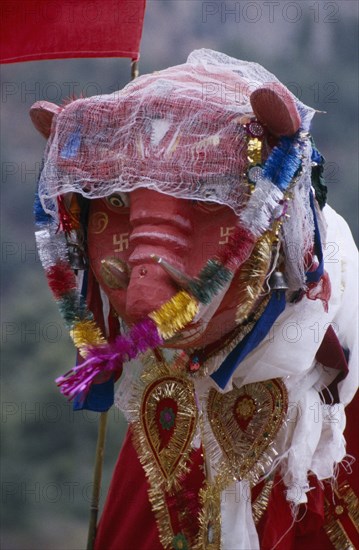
left=0, top=0, right=146, bottom=63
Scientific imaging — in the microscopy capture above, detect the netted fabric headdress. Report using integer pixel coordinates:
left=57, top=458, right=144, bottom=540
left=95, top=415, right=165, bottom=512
left=38, top=49, right=314, bottom=217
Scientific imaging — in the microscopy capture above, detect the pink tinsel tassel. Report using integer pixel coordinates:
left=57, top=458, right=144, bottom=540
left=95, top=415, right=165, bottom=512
left=56, top=318, right=163, bottom=399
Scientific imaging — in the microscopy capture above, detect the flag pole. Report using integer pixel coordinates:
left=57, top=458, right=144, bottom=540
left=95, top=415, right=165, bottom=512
left=86, top=57, right=139, bottom=550
left=131, top=59, right=139, bottom=80
left=86, top=411, right=108, bottom=550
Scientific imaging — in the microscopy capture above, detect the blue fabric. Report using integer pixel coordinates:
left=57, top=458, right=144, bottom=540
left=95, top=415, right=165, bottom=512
left=311, top=146, right=324, bottom=165
left=60, top=128, right=81, bottom=159
left=34, top=161, right=52, bottom=227
left=306, top=191, right=324, bottom=284
left=211, top=291, right=286, bottom=389
left=73, top=376, right=114, bottom=412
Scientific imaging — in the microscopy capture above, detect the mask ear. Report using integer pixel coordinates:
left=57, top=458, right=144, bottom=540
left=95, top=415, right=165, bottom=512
left=250, top=82, right=301, bottom=137
left=29, top=101, right=61, bottom=139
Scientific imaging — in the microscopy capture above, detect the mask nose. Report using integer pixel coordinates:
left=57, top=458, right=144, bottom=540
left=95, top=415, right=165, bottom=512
left=125, top=189, right=193, bottom=322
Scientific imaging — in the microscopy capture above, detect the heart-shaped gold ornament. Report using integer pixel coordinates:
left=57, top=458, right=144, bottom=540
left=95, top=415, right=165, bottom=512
left=140, top=374, right=198, bottom=486
left=206, top=378, right=288, bottom=485
left=130, top=356, right=198, bottom=492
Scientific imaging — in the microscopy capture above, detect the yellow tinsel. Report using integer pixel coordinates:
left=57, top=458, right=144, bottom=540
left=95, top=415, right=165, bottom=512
left=70, top=320, right=106, bottom=357
left=149, top=290, right=198, bottom=340
left=247, top=137, right=262, bottom=166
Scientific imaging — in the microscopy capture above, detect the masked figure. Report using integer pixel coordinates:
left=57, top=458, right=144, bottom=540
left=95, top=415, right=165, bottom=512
left=31, top=50, right=358, bottom=549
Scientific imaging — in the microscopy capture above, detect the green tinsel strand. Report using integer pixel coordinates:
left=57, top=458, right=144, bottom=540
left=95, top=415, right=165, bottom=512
left=188, top=259, right=232, bottom=304
left=58, top=292, right=92, bottom=328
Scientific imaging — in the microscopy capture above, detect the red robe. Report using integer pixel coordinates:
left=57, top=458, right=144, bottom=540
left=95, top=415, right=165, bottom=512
left=95, top=391, right=358, bottom=550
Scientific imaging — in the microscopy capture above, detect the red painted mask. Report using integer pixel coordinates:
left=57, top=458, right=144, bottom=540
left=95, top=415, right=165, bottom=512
left=88, top=189, right=240, bottom=348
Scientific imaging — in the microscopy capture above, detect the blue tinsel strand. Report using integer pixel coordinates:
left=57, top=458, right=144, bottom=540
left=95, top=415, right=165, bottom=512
left=262, top=136, right=302, bottom=191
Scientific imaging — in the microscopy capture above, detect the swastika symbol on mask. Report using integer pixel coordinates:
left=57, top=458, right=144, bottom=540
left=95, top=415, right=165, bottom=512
left=219, top=226, right=235, bottom=245
left=113, top=233, right=129, bottom=252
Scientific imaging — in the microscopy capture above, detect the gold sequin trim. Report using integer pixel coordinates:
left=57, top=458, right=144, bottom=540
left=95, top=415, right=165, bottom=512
left=252, top=479, right=274, bottom=525
left=195, top=483, right=222, bottom=550
left=247, top=137, right=262, bottom=166
left=324, top=481, right=359, bottom=549
left=235, top=230, right=274, bottom=324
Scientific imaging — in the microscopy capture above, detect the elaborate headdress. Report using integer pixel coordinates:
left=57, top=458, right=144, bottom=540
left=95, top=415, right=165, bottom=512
left=32, top=49, right=328, bottom=399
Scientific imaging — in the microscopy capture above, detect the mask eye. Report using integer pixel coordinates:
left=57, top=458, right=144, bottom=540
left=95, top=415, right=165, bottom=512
left=106, top=193, right=129, bottom=208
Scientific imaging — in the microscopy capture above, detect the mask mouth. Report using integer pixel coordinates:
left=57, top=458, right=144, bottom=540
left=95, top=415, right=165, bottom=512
left=167, top=278, right=234, bottom=347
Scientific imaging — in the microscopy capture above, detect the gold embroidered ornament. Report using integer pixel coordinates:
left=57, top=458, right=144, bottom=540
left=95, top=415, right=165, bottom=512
left=323, top=480, right=359, bottom=550
left=204, top=378, right=288, bottom=486
left=129, top=355, right=198, bottom=492
left=196, top=483, right=222, bottom=550
left=127, top=354, right=201, bottom=548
